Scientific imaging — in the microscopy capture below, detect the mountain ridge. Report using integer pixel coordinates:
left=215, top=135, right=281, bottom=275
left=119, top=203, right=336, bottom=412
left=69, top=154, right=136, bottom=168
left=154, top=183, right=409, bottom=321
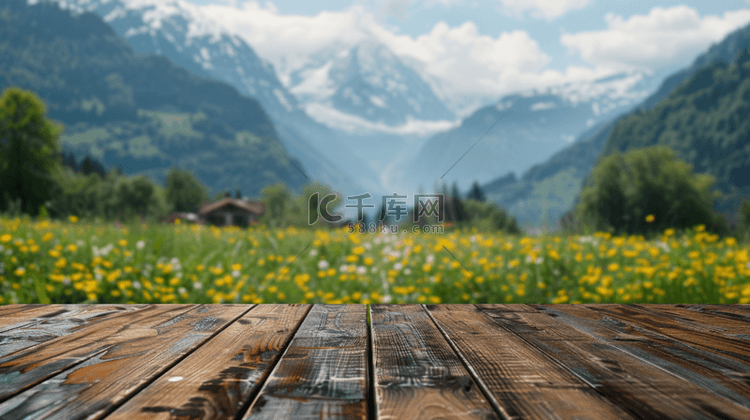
left=482, top=21, right=750, bottom=229
left=2, top=0, right=308, bottom=197
left=47, top=0, right=379, bottom=197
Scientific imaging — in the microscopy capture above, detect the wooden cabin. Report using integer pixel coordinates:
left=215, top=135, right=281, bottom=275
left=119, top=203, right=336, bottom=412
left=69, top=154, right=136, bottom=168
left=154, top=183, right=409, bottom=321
left=198, top=197, right=265, bottom=227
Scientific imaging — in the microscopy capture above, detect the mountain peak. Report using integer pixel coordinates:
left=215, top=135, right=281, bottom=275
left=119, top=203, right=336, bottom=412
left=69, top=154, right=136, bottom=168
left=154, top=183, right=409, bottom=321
left=289, top=39, right=456, bottom=129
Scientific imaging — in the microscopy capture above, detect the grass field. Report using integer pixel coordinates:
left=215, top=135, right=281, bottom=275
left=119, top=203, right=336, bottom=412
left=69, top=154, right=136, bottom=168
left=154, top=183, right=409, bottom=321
left=1, top=216, right=749, bottom=305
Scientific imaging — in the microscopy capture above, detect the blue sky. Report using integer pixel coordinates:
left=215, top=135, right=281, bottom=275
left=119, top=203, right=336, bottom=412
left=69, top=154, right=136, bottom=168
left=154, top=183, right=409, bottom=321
left=184, top=1, right=750, bottom=105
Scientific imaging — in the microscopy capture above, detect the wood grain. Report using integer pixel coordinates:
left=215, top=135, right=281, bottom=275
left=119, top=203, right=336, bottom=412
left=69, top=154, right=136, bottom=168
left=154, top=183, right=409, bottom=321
left=242, top=304, right=368, bottom=420
left=486, top=304, right=750, bottom=419
left=578, top=304, right=750, bottom=364
left=0, top=305, right=146, bottom=357
left=426, top=304, right=633, bottom=420
left=639, top=304, right=750, bottom=336
left=0, top=304, right=121, bottom=331
left=0, top=304, right=252, bottom=420
left=0, top=304, right=55, bottom=322
left=106, top=304, right=310, bottom=420
left=370, top=304, right=498, bottom=420
left=0, top=304, right=197, bottom=401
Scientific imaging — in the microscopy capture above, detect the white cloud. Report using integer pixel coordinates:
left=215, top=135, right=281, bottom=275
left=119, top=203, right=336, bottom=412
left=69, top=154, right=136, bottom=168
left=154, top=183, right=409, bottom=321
left=195, top=1, right=630, bottom=115
left=199, top=2, right=373, bottom=81
left=497, top=0, right=591, bottom=21
left=304, top=103, right=460, bottom=136
left=530, top=101, right=556, bottom=111
left=562, top=6, right=750, bottom=72
left=375, top=21, right=565, bottom=98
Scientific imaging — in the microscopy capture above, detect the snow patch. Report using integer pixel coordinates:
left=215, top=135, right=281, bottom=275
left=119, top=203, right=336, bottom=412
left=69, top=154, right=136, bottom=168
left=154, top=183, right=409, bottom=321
left=273, top=89, right=293, bottom=112
left=592, top=102, right=600, bottom=116
left=289, top=62, right=336, bottom=100
left=530, top=102, right=556, bottom=111
left=369, top=95, right=386, bottom=108
left=103, top=7, right=127, bottom=22
left=304, top=103, right=459, bottom=136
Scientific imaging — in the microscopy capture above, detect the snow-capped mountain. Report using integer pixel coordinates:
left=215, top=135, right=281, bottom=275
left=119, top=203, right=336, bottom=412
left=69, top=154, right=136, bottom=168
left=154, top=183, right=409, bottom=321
left=288, top=41, right=455, bottom=129
left=401, top=69, right=664, bottom=194
left=47, top=0, right=383, bottom=197
left=52, top=0, right=301, bottom=118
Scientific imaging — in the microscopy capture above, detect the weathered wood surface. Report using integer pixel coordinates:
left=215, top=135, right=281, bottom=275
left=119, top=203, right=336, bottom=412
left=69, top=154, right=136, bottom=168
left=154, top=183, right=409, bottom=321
left=0, top=303, right=749, bottom=420
left=241, top=304, right=369, bottom=420
left=426, top=304, right=634, bottom=420
left=0, top=305, right=251, bottom=420
left=107, top=304, right=310, bottom=420
left=370, top=304, right=497, bottom=419
left=0, top=305, right=146, bottom=357
left=487, top=304, right=750, bottom=419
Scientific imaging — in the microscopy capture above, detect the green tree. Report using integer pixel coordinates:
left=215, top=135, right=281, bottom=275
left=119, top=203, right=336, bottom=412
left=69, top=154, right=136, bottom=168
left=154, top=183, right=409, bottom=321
left=80, top=155, right=106, bottom=178
left=0, top=88, right=63, bottom=214
left=123, top=175, right=156, bottom=216
left=165, top=168, right=208, bottom=213
left=466, top=181, right=486, bottom=202
left=50, top=168, right=103, bottom=218
left=738, top=199, right=750, bottom=242
left=463, top=199, right=521, bottom=234
left=577, top=145, right=722, bottom=235
left=260, top=183, right=291, bottom=226
left=449, top=182, right=468, bottom=224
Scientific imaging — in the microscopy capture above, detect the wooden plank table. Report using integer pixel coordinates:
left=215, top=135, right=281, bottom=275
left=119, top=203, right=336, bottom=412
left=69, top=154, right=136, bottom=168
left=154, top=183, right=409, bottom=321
left=0, top=304, right=749, bottom=419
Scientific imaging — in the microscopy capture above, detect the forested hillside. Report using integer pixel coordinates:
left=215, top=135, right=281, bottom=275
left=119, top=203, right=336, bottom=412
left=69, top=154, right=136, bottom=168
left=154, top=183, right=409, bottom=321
left=0, top=0, right=307, bottom=197
left=599, top=49, right=750, bottom=217
left=483, top=22, right=750, bottom=229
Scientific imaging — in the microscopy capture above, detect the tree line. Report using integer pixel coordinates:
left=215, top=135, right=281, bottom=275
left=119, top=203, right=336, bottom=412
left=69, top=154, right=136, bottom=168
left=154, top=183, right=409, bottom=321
left=4, top=86, right=748, bottom=238
left=0, top=87, right=524, bottom=234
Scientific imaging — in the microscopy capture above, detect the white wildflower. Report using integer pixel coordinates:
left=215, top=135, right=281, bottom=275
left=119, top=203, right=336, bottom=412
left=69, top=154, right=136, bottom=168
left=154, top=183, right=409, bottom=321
left=318, top=260, right=329, bottom=271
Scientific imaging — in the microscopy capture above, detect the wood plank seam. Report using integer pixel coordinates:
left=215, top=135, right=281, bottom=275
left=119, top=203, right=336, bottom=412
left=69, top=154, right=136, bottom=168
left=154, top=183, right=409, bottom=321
left=0, top=304, right=178, bottom=404
left=0, top=305, right=148, bottom=358
left=240, top=304, right=369, bottom=419
left=476, top=304, right=604, bottom=391
left=574, top=305, right=750, bottom=382
left=421, top=304, right=512, bottom=420
left=525, top=304, right=750, bottom=418
left=230, top=304, right=314, bottom=420
left=237, top=313, right=303, bottom=419
left=0, top=305, right=255, bottom=419
left=90, top=304, right=258, bottom=420
left=366, top=305, right=377, bottom=420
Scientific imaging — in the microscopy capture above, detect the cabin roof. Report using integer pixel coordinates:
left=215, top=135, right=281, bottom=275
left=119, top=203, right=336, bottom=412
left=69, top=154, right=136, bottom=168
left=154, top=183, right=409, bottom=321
left=198, top=197, right=265, bottom=216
